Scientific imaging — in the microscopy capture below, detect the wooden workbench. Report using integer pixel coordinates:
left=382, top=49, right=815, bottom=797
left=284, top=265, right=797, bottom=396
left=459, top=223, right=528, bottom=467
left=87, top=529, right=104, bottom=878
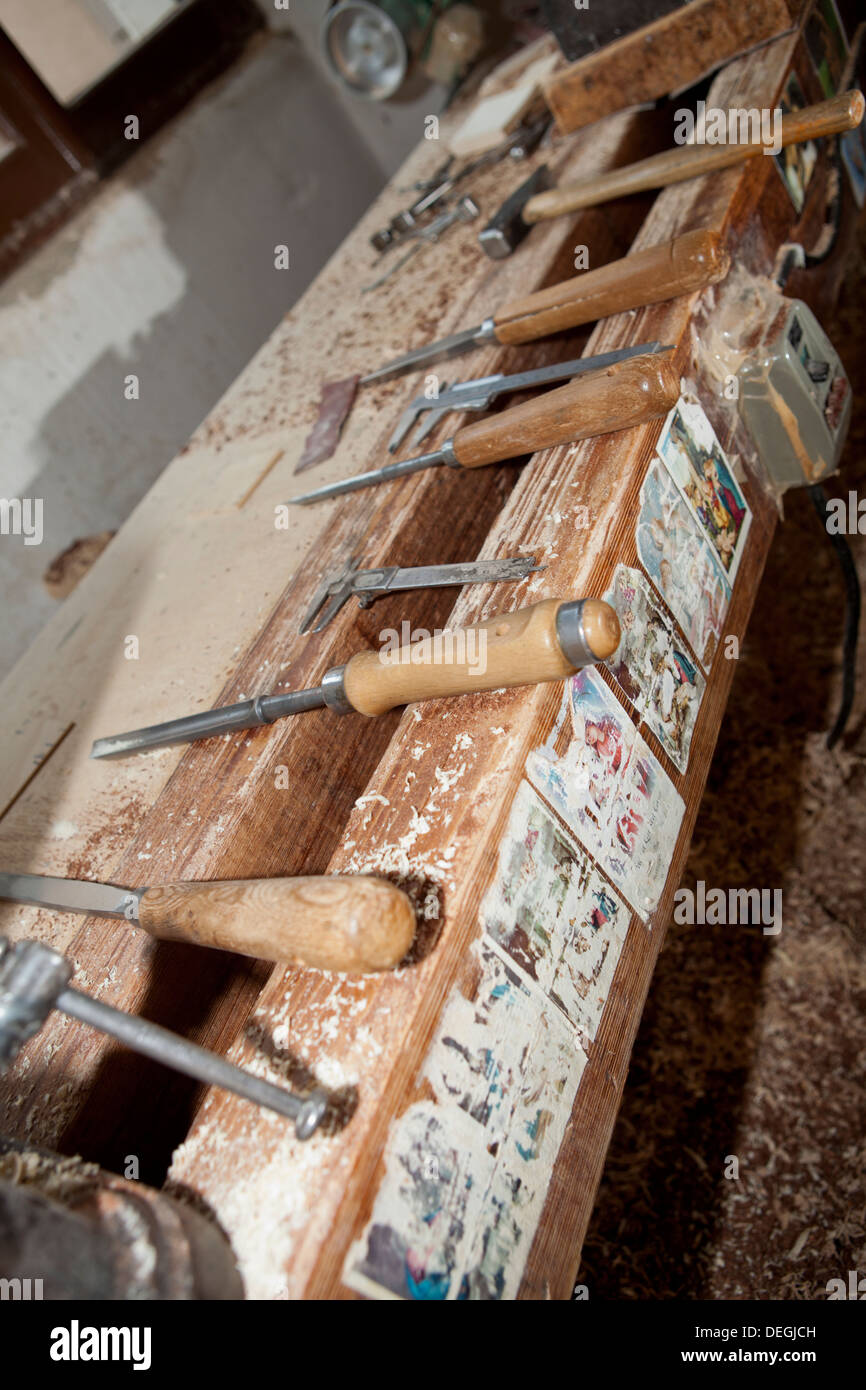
left=0, top=13, right=854, bottom=1298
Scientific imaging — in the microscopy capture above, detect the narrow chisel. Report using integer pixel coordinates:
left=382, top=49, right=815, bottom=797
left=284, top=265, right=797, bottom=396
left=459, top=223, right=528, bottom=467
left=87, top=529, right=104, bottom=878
left=91, top=596, right=621, bottom=758
left=361, top=228, right=728, bottom=384
left=289, top=351, right=680, bottom=504
left=0, top=871, right=415, bottom=973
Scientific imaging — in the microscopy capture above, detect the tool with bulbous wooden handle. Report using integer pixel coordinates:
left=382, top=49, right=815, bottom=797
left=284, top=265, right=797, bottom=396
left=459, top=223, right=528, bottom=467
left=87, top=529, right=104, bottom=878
left=520, top=90, right=865, bottom=226
left=290, top=351, right=680, bottom=503
left=0, top=871, right=415, bottom=973
left=91, top=595, right=621, bottom=756
left=362, top=228, right=728, bottom=382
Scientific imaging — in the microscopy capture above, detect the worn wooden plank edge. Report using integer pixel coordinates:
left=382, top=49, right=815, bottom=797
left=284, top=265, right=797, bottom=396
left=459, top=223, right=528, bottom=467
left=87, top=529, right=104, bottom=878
left=165, top=31, right=823, bottom=1300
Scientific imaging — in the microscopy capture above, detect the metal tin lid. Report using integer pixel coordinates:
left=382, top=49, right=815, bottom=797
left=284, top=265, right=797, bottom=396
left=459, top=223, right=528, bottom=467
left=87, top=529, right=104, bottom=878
left=321, top=1, right=411, bottom=101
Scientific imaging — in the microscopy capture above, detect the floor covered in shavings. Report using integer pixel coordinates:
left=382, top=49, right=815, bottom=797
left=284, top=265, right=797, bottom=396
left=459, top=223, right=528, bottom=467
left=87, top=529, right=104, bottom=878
left=579, top=219, right=866, bottom=1301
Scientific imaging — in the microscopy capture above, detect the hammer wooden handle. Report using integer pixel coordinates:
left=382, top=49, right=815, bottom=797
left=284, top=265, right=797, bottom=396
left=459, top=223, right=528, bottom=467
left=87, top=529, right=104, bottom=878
left=342, top=597, right=620, bottom=717
left=452, top=351, right=679, bottom=468
left=524, top=90, right=865, bottom=222
left=493, top=229, right=729, bottom=344
left=138, top=875, right=415, bottom=973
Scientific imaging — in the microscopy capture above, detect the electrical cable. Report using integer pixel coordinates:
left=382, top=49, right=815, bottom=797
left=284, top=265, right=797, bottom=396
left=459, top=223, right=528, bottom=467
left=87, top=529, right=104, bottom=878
left=776, top=138, right=856, bottom=747
left=808, top=482, right=860, bottom=748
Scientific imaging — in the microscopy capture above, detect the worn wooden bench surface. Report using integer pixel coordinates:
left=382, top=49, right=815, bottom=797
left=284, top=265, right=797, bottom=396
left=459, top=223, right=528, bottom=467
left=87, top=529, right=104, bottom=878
left=0, top=16, right=853, bottom=1298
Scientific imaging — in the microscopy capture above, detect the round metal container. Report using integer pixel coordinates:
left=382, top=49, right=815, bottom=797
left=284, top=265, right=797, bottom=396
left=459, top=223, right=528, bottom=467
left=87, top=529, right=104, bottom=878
left=321, top=0, right=412, bottom=101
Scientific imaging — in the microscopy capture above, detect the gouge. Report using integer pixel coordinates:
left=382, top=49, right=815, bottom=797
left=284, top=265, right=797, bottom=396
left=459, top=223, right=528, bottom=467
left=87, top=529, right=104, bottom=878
left=291, top=351, right=680, bottom=504
left=361, top=228, right=728, bottom=383
left=91, top=596, right=621, bottom=757
left=0, top=936, right=327, bottom=1138
left=484, top=90, right=865, bottom=255
left=0, top=871, right=415, bottom=973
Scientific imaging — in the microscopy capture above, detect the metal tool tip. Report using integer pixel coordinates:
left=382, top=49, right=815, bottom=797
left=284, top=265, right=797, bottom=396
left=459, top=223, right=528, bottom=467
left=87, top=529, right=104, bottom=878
left=91, top=733, right=152, bottom=760
left=288, top=483, right=338, bottom=504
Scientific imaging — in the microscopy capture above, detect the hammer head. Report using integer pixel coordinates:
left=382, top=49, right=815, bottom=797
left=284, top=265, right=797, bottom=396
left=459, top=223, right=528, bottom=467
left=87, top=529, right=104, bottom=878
left=478, top=164, right=553, bottom=260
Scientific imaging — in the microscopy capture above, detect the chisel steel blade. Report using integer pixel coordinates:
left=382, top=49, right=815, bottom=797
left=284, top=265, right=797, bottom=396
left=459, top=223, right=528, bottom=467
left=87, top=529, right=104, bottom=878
left=288, top=449, right=449, bottom=506
left=91, top=687, right=328, bottom=759
left=361, top=318, right=498, bottom=386
left=0, top=872, right=139, bottom=920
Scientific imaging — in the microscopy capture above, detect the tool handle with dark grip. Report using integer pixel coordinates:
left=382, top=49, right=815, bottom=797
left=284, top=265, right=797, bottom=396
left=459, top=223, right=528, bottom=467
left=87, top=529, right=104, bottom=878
left=342, top=597, right=620, bottom=717
left=452, top=352, right=679, bottom=468
left=523, top=90, right=865, bottom=222
left=137, top=876, right=415, bottom=973
left=493, top=230, right=729, bottom=345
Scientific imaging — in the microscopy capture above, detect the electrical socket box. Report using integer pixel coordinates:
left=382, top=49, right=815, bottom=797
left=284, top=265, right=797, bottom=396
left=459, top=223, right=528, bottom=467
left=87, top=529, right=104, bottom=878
left=737, top=299, right=851, bottom=492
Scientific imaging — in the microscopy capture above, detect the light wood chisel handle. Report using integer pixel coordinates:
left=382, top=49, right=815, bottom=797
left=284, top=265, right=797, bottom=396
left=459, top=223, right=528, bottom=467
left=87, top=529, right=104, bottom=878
left=524, top=90, right=865, bottom=222
left=342, top=597, right=620, bottom=717
left=138, top=875, right=415, bottom=973
left=451, top=351, right=679, bottom=468
left=493, top=229, right=729, bottom=344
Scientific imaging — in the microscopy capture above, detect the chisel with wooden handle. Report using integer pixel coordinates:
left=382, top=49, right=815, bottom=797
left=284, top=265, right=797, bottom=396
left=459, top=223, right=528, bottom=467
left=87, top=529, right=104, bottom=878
left=362, top=228, right=728, bottom=383
left=0, top=871, right=415, bottom=973
left=291, top=351, right=680, bottom=503
left=91, top=594, right=621, bottom=755
left=491, top=90, right=865, bottom=250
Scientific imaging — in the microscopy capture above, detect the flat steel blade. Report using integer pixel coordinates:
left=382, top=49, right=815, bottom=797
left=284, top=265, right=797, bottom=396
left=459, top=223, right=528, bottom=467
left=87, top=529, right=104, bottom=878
left=0, top=872, right=138, bottom=920
left=360, top=318, right=497, bottom=386
left=288, top=449, right=447, bottom=506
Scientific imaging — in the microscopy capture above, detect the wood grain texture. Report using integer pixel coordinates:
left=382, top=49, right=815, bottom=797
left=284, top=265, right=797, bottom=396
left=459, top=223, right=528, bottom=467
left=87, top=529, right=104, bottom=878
left=342, top=597, right=618, bottom=717
left=0, top=84, right=665, bottom=1183
left=453, top=353, right=680, bottom=466
left=493, top=229, right=730, bottom=344
left=542, top=0, right=794, bottom=135
left=167, top=26, right=839, bottom=1301
left=0, top=18, right=846, bottom=1301
left=137, top=875, right=415, bottom=972
left=525, top=90, right=865, bottom=222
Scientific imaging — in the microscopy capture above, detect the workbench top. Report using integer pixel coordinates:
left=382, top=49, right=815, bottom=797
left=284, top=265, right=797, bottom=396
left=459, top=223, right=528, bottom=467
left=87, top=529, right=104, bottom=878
left=0, top=20, right=846, bottom=1299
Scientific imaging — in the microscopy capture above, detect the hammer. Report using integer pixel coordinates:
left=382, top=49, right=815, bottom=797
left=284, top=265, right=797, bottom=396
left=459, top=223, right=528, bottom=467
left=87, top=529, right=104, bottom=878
left=0, top=935, right=328, bottom=1137
left=480, top=89, right=864, bottom=259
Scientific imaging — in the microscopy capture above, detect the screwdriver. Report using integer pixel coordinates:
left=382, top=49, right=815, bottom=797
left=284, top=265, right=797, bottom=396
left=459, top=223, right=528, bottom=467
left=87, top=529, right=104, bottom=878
left=289, top=351, right=679, bottom=504
left=90, top=596, right=621, bottom=758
